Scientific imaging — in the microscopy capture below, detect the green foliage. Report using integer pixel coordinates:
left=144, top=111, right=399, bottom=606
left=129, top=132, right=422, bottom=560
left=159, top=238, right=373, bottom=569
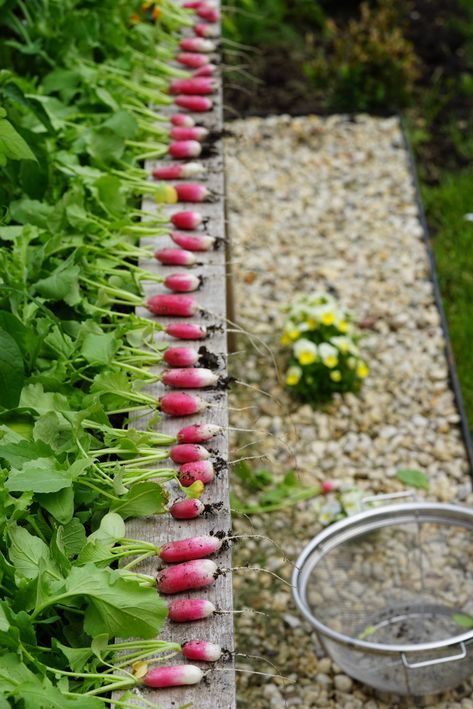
left=281, top=292, right=369, bottom=404
left=395, top=468, right=429, bottom=490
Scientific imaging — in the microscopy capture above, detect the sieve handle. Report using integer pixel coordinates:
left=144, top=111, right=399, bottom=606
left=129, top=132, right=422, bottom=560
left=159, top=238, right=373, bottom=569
left=401, top=642, right=467, bottom=669
left=361, top=491, right=417, bottom=509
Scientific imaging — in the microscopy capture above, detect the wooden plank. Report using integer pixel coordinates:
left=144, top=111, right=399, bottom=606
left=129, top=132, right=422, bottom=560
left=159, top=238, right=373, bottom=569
left=114, top=3, right=236, bottom=707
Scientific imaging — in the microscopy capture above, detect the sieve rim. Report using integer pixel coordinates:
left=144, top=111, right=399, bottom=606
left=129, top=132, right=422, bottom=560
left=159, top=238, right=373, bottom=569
left=292, top=502, right=473, bottom=656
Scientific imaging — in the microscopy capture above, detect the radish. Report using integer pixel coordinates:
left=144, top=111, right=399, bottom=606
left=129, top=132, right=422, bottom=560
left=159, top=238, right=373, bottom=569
left=164, top=346, right=199, bottom=367
left=162, top=368, right=218, bottom=388
left=171, top=210, right=203, bottom=230
left=169, top=140, right=201, bottom=159
left=171, top=114, right=196, bottom=127
left=177, top=423, right=221, bottom=443
left=179, top=460, right=215, bottom=486
left=168, top=598, right=216, bottom=622
left=179, top=38, right=215, bottom=53
left=170, top=126, right=209, bottom=141
left=170, top=443, right=210, bottom=463
left=160, top=535, right=222, bottom=563
left=169, top=498, right=205, bottom=520
left=143, top=665, right=203, bottom=688
left=170, top=78, right=216, bottom=96
left=160, top=392, right=207, bottom=416
left=175, top=95, right=213, bottom=112
left=182, top=640, right=222, bottom=662
left=157, top=558, right=217, bottom=592
left=155, top=248, right=196, bottom=266
left=164, top=272, right=201, bottom=292
left=182, top=0, right=204, bottom=8
left=147, top=294, right=199, bottom=317
left=171, top=232, right=215, bottom=252
left=176, top=52, right=210, bottom=69
left=193, top=63, right=217, bottom=77
left=194, top=23, right=220, bottom=38
left=153, top=162, right=205, bottom=180
left=165, top=323, right=207, bottom=340
left=174, top=183, right=210, bottom=203
left=196, top=3, right=220, bottom=22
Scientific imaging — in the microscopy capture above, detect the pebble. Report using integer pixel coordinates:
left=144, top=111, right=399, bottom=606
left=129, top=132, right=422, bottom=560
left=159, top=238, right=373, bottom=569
left=225, top=114, right=472, bottom=708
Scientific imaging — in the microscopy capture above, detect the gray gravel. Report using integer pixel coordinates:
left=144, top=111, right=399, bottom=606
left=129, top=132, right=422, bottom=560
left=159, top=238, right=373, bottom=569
left=224, top=114, right=473, bottom=708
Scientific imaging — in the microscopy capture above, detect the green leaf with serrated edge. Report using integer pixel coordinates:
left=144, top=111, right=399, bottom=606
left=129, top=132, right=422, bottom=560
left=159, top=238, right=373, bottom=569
left=0, top=117, right=36, bottom=165
left=0, top=440, right=53, bottom=467
left=55, top=641, right=94, bottom=674
left=110, top=482, right=168, bottom=520
left=453, top=613, right=473, bottom=628
left=6, top=459, right=73, bottom=494
left=396, top=468, right=429, bottom=490
left=8, top=526, right=51, bottom=579
left=0, top=330, right=24, bottom=409
left=81, top=333, right=116, bottom=364
left=37, top=486, right=74, bottom=524
left=61, top=518, right=87, bottom=557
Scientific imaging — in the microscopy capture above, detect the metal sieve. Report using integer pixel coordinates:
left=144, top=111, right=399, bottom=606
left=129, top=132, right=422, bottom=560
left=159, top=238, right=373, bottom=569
left=292, top=500, right=473, bottom=695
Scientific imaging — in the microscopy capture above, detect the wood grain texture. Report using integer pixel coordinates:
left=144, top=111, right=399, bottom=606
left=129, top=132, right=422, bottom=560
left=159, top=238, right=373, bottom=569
left=114, top=3, right=236, bottom=707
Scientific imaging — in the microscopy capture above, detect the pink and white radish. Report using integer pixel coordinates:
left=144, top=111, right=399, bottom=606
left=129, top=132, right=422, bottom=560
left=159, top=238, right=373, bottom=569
left=160, top=392, right=207, bottom=417
left=171, top=113, right=196, bottom=127
left=169, top=140, right=202, bottom=159
left=171, top=231, right=215, bottom=252
left=155, top=248, right=196, bottom=266
left=180, top=37, right=215, bottom=53
left=170, top=78, right=216, bottom=96
left=164, top=346, right=199, bottom=367
left=143, top=665, right=203, bottom=688
left=162, top=367, right=218, bottom=388
left=179, top=460, right=215, bottom=486
left=171, top=210, right=203, bottom=230
left=160, top=535, right=222, bottom=563
left=194, top=22, right=219, bottom=38
left=174, top=183, right=210, bottom=203
left=193, top=63, right=217, bottom=77
left=170, top=443, right=210, bottom=464
left=196, top=3, right=220, bottom=22
left=175, top=95, right=213, bottom=112
left=170, top=126, right=209, bottom=141
left=165, top=322, right=207, bottom=340
left=177, top=423, right=221, bottom=443
left=147, top=294, right=199, bottom=317
left=156, top=558, right=217, bottom=593
left=169, top=498, right=205, bottom=520
left=168, top=598, right=216, bottom=623
left=176, top=52, right=210, bottom=69
left=153, top=162, right=205, bottom=180
left=182, top=640, right=222, bottom=662
left=182, top=0, right=204, bottom=8
left=164, top=272, right=201, bottom=293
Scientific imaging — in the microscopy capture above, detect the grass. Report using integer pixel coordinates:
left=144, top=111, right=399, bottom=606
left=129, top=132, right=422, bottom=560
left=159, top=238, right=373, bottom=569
left=423, top=171, right=473, bottom=428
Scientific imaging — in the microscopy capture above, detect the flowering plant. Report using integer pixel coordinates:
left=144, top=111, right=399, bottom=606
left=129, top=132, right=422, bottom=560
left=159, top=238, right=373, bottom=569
left=281, top=292, right=368, bottom=402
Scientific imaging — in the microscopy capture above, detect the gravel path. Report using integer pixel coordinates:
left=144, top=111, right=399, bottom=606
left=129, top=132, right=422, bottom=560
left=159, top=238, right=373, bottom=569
left=224, top=114, right=473, bottom=708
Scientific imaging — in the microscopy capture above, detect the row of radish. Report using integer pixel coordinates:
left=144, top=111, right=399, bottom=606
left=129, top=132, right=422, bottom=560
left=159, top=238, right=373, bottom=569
left=132, top=0, right=232, bottom=692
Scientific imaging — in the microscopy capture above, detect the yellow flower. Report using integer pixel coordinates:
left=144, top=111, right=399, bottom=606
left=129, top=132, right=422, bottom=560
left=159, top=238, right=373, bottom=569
left=321, top=311, right=335, bottom=326
left=286, top=366, right=302, bottom=386
left=319, top=343, right=338, bottom=368
left=338, top=320, right=349, bottom=333
left=280, top=333, right=291, bottom=346
left=306, top=318, right=318, bottom=329
left=330, top=370, right=342, bottom=382
left=288, top=329, right=300, bottom=341
left=299, top=351, right=317, bottom=365
left=324, top=355, right=338, bottom=368
left=356, top=362, right=369, bottom=378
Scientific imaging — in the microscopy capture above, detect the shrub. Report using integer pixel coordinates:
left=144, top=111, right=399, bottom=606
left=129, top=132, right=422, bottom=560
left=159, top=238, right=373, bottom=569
left=281, top=292, right=368, bottom=403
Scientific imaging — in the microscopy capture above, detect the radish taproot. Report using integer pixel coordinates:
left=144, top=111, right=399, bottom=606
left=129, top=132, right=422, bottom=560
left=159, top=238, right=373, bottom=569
left=160, top=535, right=222, bottom=563
left=169, top=498, right=205, bottom=520
left=171, top=210, right=203, bottom=230
left=164, top=272, right=201, bottom=293
left=171, top=113, right=196, bottom=127
left=143, top=665, right=203, bottom=688
left=160, top=392, right=207, bottom=416
left=170, top=126, right=209, bottom=141
left=178, top=423, right=221, bottom=443
left=147, top=294, right=198, bottom=317
left=171, top=231, right=215, bottom=252
left=169, top=140, right=201, bottom=159
left=153, top=162, right=205, bottom=180
left=168, top=598, right=216, bottom=623
left=162, top=368, right=218, bottom=388
left=179, top=460, right=215, bottom=486
left=164, top=346, right=199, bottom=367
left=174, top=183, right=210, bottom=203
left=170, top=443, right=210, bottom=463
left=155, top=248, right=196, bottom=266
left=176, top=52, right=210, bottom=68
left=157, top=558, right=217, bottom=592
left=170, top=78, right=216, bottom=96
left=182, top=640, right=222, bottom=662
left=175, top=95, right=213, bottom=112
left=165, top=322, right=207, bottom=340
left=180, top=37, right=215, bottom=53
